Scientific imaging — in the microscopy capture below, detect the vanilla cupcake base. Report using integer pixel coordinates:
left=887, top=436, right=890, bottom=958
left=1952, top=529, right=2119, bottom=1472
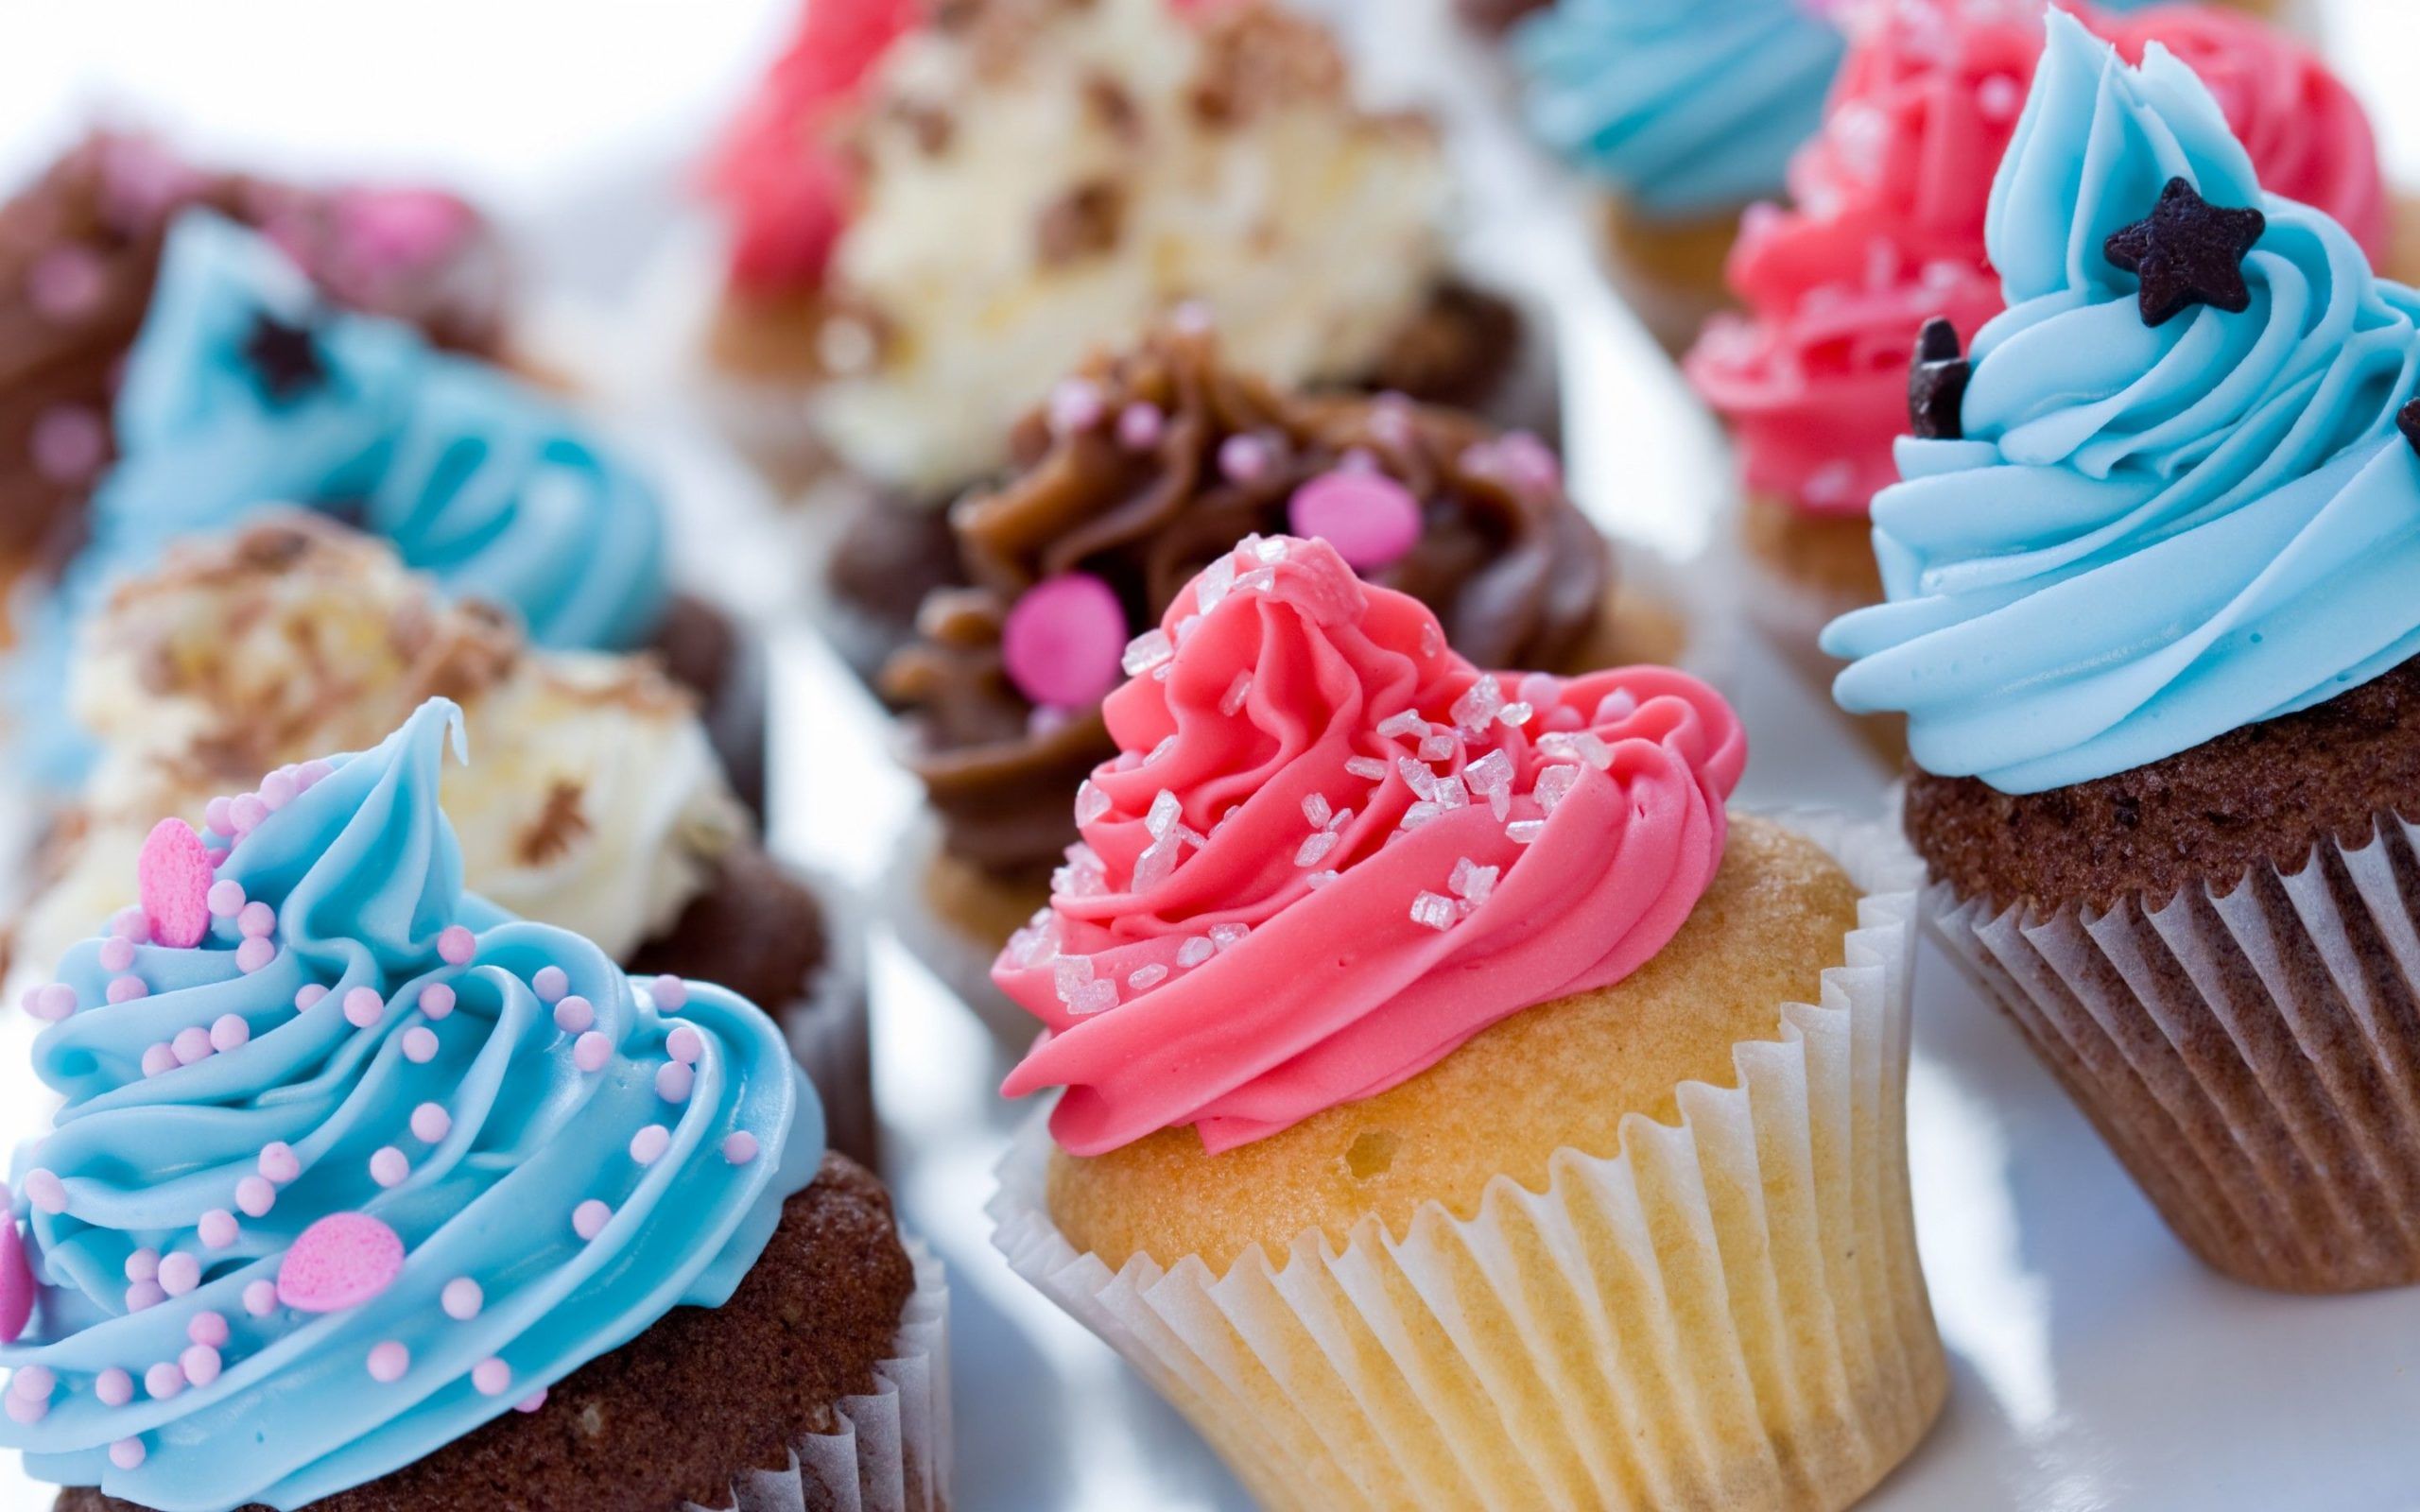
left=991, top=813, right=1942, bottom=1511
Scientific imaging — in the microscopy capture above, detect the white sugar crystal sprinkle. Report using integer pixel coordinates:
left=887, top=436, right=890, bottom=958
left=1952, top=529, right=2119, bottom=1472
left=1128, top=964, right=1169, bottom=991
left=1068, top=979, right=1119, bottom=1016
left=1209, top=922, right=1250, bottom=953
left=1173, top=613, right=1202, bottom=645
left=1451, top=678, right=1505, bottom=734
left=1177, top=936, right=1216, bottom=968
left=1345, top=756, right=1390, bottom=781
left=1490, top=787, right=1511, bottom=821
left=1377, top=710, right=1428, bottom=740
left=1146, top=734, right=1178, bottom=765
left=1122, top=628, right=1173, bottom=676
left=1507, top=819, right=1547, bottom=845
left=1409, top=892, right=1459, bottom=931
left=1535, top=765, right=1582, bottom=814
left=1400, top=800, right=1443, bottom=831
left=1295, top=830, right=1340, bottom=868
left=1073, top=781, right=1111, bottom=826
left=1497, top=702, right=1534, bottom=728
left=1420, top=621, right=1443, bottom=659
left=1132, top=831, right=1183, bottom=891
left=1146, top=789, right=1183, bottom=839
left=1449, top=859, right=1500, bottom=905
left=1463, top=749, right=1513, bottom=796
left=1175, top=824, right=1208, bottom=850
left=1234, top=568, right=1275, bottom=595
left=1253, top=535, right=1289, bottom=564
left=1197, top=556, right=1238, bottom=612
left=1302, top=793, right=1332, bottom=829
left=1305, top=869, right=1340, bottom=889
left=1432, top=778, right=1468, bottom=811
left=1053, top=957, right=1095, bottom=1004
left=1325, top=806, right=1354, bottom=833
left=1419, top=732, right=1458, bottom=763
left=1220, top=672, right=1253, bottom=715
left=1397, top=757, right=1439, bottom=801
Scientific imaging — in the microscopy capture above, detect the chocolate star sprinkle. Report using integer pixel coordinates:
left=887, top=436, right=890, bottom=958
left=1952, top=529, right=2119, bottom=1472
left=2400, top=398, right=2420, bottom=458
left=243, top=310, right=328, bottom=403
left=2101, top=177, right=2266, bottom=328
left=1907, top=317, right=1969, bottom=441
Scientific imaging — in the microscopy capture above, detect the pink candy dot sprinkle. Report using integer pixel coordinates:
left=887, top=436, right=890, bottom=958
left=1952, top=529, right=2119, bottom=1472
left=172, top=1026, right=214, bottom=1066
left=572, top=1200, right=611, bottom=1241
left=125, top=1248, right=161, bottom=1283
left=722, top=1132, right=761, bottom=1166
left=27, top=246, right=104, bottom=319
left=198, top=1210, right=239, bottom=1250
left=441, top=1278, right=482, bottom=1320
left=125, top=1280, right=165, bottom=1314
left=158, top=1253, right=199, bottom=1297
left=34, top=983, right=77, bottom=1022
left=650, top=975, right=686, bottom=1011
left=236, top=1177, right=277, bottom=1218
left=145, top=1362, right=184, bottom=1400
left=573, top=1032, right=612, bottom=1074
left=236, top=901, right=276, bottom=938
left=9, top=1365, right=55, bottom=1401
left=343, top=988, right=385, bottom=1029
left=180, top=1345, right=222, bottom=1388
left=229, top=795, right=269, bottom=833
left=4, top=1393, right=45, bottom=1425
left=95, top=1368, right=133, bottom=1406
left=655, top=1061, right=694, bottom=1105
left=411, top=1103, right=452, bottom=1143
left=260, top=1143, right=302, bottom=1183
left=279, top=1212, right=405, bottom=1313
left=188, top=1311, right=230, bottom=1348
left=666, top=1026, right=704, bottom=1066
left=202, top=798, right=235, bottom=836
left=243, top=1280, right=279, bottom=1318
left=402, top=1026, right=439, bottom=1064
left=205, top=879, right=247, bottom=919
left=437, top=925, right=475, bottom=965
left=110, top=1437, right=147, bottom=1469
left=98, top=937, right=136, bottom=973
left=295, top=984, right=329, bottom=1012
left=259, top=769, right=298, bottom=810
left=418, top=983, right=456, bottom=1021
left=366, top=1342, right=409, bottom=1383
left=30, top=405, right=105, bottom=485
left=1288, top=470, right=1423, bottom=571
left=235, top=936, right=276, bottom=974
left=472, top=1358, right=512, bottom=1397
left=111, top=907, right=152, bottom=943
left=552, top=995, right=594, bottom=1034
left=24, top=1171, right=66, bottom=1214
left=370, top=1147, right=409, bottom=1188
left=210, top=1014, right=251, bottom=1053
left=1000, top=573, right=1126, bottom=712
left=141, top=1043, right=179, bottom=1078
left=629, top=1125, right=671, bottom=1166
left=1219, top=433, right=1274, bottom=485
left=298, top=759, right=335, bottom=789
left=1117, top=401, right=1167, bottom=450
left=515, top=1389, right=548, bottom=1414
left=1047, top=377, right=1106, bottom=435
left=106, top=975, right=149, bottom=1005
left=531, top=966, right=568, bottom=1004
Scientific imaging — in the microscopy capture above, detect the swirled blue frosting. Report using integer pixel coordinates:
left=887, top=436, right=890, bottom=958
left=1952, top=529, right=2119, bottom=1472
left=14, top=211, right=667, bottom=784
left=1822, top=12, right=2420, bottom=794
left=0, top=699, right=820, bottom=1510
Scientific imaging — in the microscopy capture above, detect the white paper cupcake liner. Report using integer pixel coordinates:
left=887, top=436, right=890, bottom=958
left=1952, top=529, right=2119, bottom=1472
left=1924, top=810, right=2420, bottom=1294
left=687, top=1239, right=953, bottom=1512
left=990, top=811, right=1944, bottom=1511
left=787, top=869, right=880, bottom=1171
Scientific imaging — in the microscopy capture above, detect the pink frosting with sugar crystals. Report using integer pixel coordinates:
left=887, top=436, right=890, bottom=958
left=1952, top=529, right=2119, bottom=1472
left=1686, top=0, right=2392, bottom=520
left=995, top=537, right=1746, bottom=1156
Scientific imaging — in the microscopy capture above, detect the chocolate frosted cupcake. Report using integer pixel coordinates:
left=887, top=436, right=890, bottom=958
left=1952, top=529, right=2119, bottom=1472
left=0, top=699, right=948, bottom=1508
left=1827, top=15, right=2420, bottom=1292
left=0, top=131, right=505, bottom=629
left=16, top=512, right=873, bottom=1167
left=11, top=211, right=760, bottom=802
left=991, top=537, right=1941, bottom=1508
left=877, top=325, right=1678, bottom=1012
left=700, top=0, right=1534, bottom=529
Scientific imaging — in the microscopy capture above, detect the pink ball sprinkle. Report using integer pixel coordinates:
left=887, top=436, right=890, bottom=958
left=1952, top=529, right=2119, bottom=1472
left=1116, top=401, right=1167, bottom=450
left=234, top=936, right=276, bottom=974
left=1219, top=433, right=1274, bottom=485
left=111, top=907, right=152, bottom=943
left=473, top=1358, right=512, bottom=1397
left=650, top=975, right=686, bottom=1011
left=295, top=984, right=329, bottom=1012
left=369, top=1147, right=409, bottom=1188
left=418, top=983, right=456, bottom=1021
left=573, top=1032, right=612, bottom=1074
left=209, top=1014, right=251, bottom=1053
left=9, top=1365, right=55, bottom=1401
left=188, top=1311, right=230, bottom=1348
left=343, top=988, right=385, bottom=1029
left=258, top=769, right=298, bottom=810
left=206, top=879, right=247, bottom=919
left=298, top=759, right=335, bottom=789
left=98, top=937, right=135, bottom=973
left=410, top=1104, right=452, bottom=1143
left=26, top=246, right=105, bottom=319
left=722, top=1132, right=761, bottom=1166
left=180, top=1345, right=222, bottom=1388
left=202, top=797, right=235, bottom=836
left=236, top=901, right=276, bottom=938
left=531, top=966, right=568, bottom=1004
left=402, top=1027, right=439, bottom=1064
left=366, top=1342, right=409, bottom=1383
left=158, top=1253, right=199, bottom=1297
left=110, top=1437, right=147, bottom=1470
left=236, top=1177, right=277, bottom=1218
left=666, top=1026, right=704, bottom=1066
left=95, top=1367, right=134, bottom=1406
left=243, top=1280, right=279, bottom=1318
left=125, top=1280, right=165, bottom=1313
left=260, top=1143, right=302, bottom=1184
left=125, top=1248, right=161, bottom=1283
left=229, top=794, right=269, bottom=833
left=173, top=1026, right=214, bottom=1066
left=629, top=1125, right=671, bottom=1166
left=515, top=1389, right=548, bottom=1414
left=279, top=1212, right=406, bottom=1313
left=1047, top=377, right=1106, bottom=435
left=437, top=925, right=475, bottom=965
left=1288, top=470, right=1423, bottom=571
left=441, top=1278, right=482, bottom=1320
left=106, top=975, right=149, bottom=1005
left=31, top=983, right=78, bottom=1022
left=141, top=1043, right=179, bottom=1078
left=25, top=1171, right=67, bottom=1214
left=1000, top=573, right=1128, bottom=712
left=655, top=1062, right=694, bottom=1105
left=29, top=405, right=105, bottom=485
left=552, top=995, right=594, bottom=1034
left=198, top=1210, right=239, bottom=1249
left=145, top=1362, right=184, bottom=1400
left=572, top=1200, right=611, bottom=1241
left=4, top=1393, right=45, bottom=1425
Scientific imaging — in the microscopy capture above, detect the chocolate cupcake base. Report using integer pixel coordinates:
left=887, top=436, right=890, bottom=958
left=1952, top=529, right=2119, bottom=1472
left=650, top=593, right=769, bottom=820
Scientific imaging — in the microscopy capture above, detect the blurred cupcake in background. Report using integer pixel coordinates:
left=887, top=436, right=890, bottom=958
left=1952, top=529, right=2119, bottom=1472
left=10, top=212, right=763, bottom=805
left=0, top=131, right=504, bottom=644
left=991, top=535, right=1940, bottom=1508
left=1686, top=0, right=2398, bottom=758
left=0, top=699, right=946, bottom=1509
left=875, top=324, right=1682, bottom=1022
left=13, top=512, right=873, bottom=1166
left=1827, top=14, right=2420, bottom=1292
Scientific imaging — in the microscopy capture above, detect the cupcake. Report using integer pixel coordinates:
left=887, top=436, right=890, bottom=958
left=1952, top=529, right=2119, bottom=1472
left=13, top=512, right=874, bottom=1166
left=877, top=325, right=1682, bottom=1022
left=0, top=130, right=504, bottom=642
left=11, top=210, right=762, bottom=802
left=1687, top=0, right=2400, bottom=758
left=988, top=536, right=1941, bottom=1508
left=701, top=0, right=1535, bottom=564
left=1826, top=14, right=2420, bottom=1292
left=0, top=698, right=948, bottom=1508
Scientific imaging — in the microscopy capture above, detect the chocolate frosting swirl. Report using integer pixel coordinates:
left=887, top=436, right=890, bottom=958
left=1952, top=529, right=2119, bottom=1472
left=882, top=325, right=1612, bottom=878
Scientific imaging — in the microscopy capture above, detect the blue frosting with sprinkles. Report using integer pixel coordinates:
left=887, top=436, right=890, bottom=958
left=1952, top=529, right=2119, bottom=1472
left=0, top=699, right=818, bottom=1510
left=14, top=212, right=668, bottom=784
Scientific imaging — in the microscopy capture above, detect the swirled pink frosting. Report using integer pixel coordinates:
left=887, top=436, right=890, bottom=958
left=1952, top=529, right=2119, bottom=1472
left=1686, top=0, right=2391, bottom=520
left=994, top=537, right=1746, bottom=1156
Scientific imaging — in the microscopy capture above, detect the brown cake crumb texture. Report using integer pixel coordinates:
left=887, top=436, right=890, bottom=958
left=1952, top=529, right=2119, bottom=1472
left=1907, top=658, right=2420, bottom=913
left=58, top=1155, right=912, bottom=1512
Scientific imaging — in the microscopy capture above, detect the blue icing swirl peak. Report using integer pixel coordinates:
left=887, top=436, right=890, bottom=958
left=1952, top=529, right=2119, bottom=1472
left=0, top=699, right=819, bottom=1510
left=1824, top=12, right=2420, bottom=794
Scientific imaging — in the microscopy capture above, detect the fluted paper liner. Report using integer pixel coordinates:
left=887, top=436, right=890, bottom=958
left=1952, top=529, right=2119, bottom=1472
left=989, top=813, right=1944, bottom=1511
left=685, top=1240, right=953, bottom=1512
left=1925, top=811, right=2420, bottom=1294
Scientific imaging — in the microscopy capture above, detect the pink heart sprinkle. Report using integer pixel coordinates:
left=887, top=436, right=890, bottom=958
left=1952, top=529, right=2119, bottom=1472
left=278, top=1212, right=405, bottom=1313
left=1288, top=470, right=1423, bottom=571
left=1001, top=573, right=1128, bottom=712
left=136, top=818, right=215, bottom=949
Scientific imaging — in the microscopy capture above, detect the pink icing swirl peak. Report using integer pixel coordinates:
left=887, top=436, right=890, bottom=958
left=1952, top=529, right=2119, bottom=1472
left=995, top=537, right=1746, bottom=1156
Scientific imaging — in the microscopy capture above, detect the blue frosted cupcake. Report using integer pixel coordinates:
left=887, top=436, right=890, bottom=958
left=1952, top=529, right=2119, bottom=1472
left=0, top=700, right=946, bottom=1507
